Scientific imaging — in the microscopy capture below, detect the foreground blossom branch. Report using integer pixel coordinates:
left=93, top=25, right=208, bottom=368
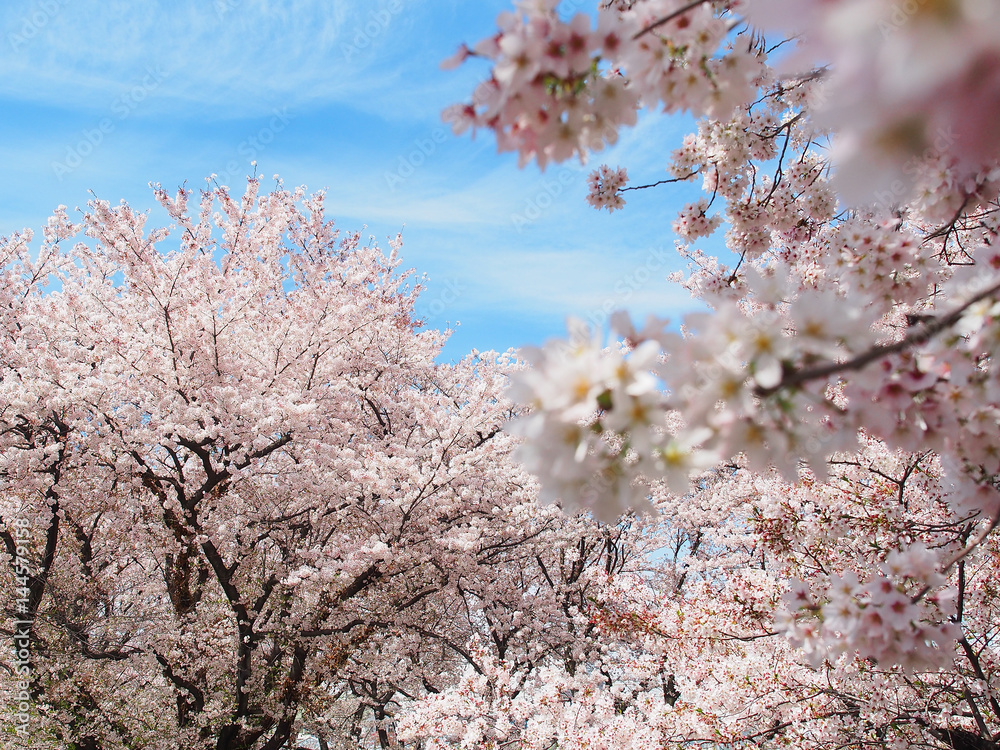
left=755, top=275, right=1000, bottom=398
left=443, top=0, right=1000, bottom=720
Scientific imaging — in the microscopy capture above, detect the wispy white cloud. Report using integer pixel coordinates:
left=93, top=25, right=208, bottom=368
left=444, top=244, right=692, bottom=312
left=0, top=0, right=433, bottom=118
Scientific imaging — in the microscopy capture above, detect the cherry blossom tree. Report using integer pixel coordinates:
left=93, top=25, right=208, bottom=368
left=440, top=0, right=1000, bottom=736
left=0, top=178, right=620, bottom=750
left=397, top=437, right=1000, bottom=749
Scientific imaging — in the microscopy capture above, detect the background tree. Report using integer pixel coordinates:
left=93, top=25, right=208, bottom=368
left=398, top=437, right=1000, bottom=749
left=0, top=178, right=611, bottom=750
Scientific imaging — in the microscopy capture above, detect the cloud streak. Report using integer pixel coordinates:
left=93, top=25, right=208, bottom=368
left=0, top=0, right=419, bottom=118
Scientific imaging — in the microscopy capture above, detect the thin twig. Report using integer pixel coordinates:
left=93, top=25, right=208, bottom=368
left=620, top=171, right=698, bottom=192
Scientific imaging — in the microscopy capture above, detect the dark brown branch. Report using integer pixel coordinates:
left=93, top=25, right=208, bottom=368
left=633, top=0, right=715, bottom=39
left=755, top=277, right=1000, bottom=398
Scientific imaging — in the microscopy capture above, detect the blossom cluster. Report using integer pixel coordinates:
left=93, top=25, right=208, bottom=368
left=506, top=316, right=710, bottom=522
left=586, top=165, right=628, bottom=212
left=748, top=0, right=1000, bottom=204
left=511, top=252, right=1000, bottom=523
left=442, top=0, right=759, bottom=169
left=779, top=545, right=961, bottom=672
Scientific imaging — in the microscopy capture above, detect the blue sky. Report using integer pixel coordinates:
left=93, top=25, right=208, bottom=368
left=0, top=0, right=704, bottom=361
